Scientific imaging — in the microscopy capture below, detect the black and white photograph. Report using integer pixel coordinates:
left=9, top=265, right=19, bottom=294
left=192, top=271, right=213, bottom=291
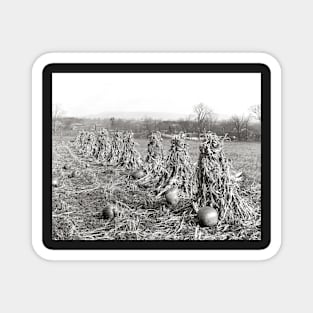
left=51, top=70, right=263, bottom=243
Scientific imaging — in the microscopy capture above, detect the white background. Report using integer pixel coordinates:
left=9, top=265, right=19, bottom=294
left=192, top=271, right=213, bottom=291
left=0, top=0, right=310, bottom=312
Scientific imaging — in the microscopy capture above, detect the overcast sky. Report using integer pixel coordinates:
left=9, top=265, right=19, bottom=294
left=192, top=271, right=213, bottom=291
left=52, top=73, right=261, bottom=119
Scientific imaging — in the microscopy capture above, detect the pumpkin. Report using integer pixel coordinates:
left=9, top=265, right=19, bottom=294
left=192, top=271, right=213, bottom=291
left=102, top=204, right=115, bottom=220
left=132, top=169, right=145, bottom=179
left=69, top=170, right=80, bottom=178
left=198, top=206, right=218, bottom=227
left=165, top=187, right=179, bottom=205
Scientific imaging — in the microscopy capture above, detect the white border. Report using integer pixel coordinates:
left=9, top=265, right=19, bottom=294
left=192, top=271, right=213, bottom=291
left=32, top=52, right=281, bottom=261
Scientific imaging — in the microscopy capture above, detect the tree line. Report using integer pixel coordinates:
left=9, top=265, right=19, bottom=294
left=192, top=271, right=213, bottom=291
left=53, top=103, right=261, bottom=141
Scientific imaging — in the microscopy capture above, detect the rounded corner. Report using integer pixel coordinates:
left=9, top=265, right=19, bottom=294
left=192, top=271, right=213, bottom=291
left=259, top=238, right=282, bottom=261
left=32, top=52, right=58, bottom=74
left=257, top=52, right=282, bottom=74
left=32, top=237, right=55, bottom=261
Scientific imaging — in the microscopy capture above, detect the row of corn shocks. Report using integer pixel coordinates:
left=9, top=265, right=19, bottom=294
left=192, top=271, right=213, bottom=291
left=69, top=129, right=255, bottom=227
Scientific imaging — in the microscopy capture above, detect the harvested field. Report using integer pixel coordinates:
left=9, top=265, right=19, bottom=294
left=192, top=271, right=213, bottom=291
left=52, top=133, right=261, bottom=241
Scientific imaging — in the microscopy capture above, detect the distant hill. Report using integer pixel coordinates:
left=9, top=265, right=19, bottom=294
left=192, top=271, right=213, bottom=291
left=84, top=111, right=231, bottom=121
left=85, top=111, right=191, bottom=121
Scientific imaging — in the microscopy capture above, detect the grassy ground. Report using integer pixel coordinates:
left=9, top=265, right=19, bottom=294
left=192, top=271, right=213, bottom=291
left=52, top=135, right=261, bottom=241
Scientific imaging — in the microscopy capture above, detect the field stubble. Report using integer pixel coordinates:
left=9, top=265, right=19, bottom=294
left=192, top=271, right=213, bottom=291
left=52, top=135, right=261, bottom=241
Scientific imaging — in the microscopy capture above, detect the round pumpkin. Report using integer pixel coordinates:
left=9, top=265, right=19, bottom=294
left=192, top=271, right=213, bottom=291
left=69, top=170, right=80, bottom=178
left=102, top=204, right=115, bottom=220
left=132, top=169, right=145, bottom=179
left=165, top=187, right=179, bottom=205
left=198, top=206, right=218, bottom=227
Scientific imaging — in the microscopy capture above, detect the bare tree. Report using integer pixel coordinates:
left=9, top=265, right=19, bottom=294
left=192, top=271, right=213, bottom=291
left=243, top=115, right=250, bottom=141
left=52, top=103, right=64, bottom=134
left=249, top=104, right=261, bottom=121
left=231, top=114, right=250, bottom=141
left=110, top=117, right=115, bottom=129
left=207, top=111, right=217, bottom=132
left=143, top=117, right=154, bottom=133
left=193, top=103, right=215, bottom=139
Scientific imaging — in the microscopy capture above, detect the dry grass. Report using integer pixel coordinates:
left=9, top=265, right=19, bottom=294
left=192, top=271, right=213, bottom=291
left=52, top=135, right=261, bottom=241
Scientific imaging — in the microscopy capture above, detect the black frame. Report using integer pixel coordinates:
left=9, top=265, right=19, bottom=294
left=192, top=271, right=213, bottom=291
left=43, top=63, right=270, bottom=250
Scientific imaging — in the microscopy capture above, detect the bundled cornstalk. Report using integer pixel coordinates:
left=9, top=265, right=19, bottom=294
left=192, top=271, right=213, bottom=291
left=74, top=130, right=83, bottom=148
left=106, top=131, right=124, bottom=165
left=157, top=133, right=195, bottom=197
left=132, top=131, right=166, bottom=187
left=74, top=130, right=88, bottom=152
left=94, top=129, right=111, bottom=162
left=195, top=132, right=253, bottom=224
left=145, top=131, right=165, bottom=175
left=81, top=132, right=96, bottom=157
left=118, top=131, right=143, bottom=170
